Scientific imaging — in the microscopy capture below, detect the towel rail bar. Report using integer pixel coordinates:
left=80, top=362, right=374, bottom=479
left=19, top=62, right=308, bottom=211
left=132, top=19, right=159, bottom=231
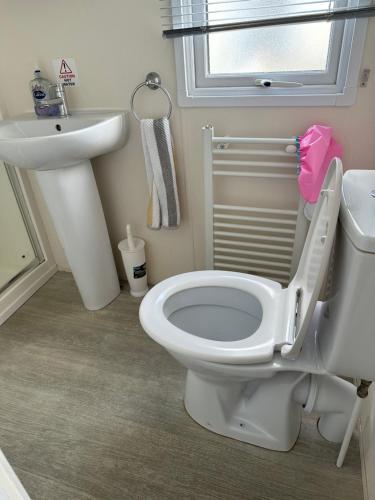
left=214, top=238, right=293, bottom=252
left=213, top=160, right=297, bottom=169
left=213, top=204, right=298, bottom=216
left=214, top=246, right=292, bottom=261
left=214, top=222, right=295, bottom=234
left=213, top=136, right=295, bottom=145
left=213, top=171, right=297, bottom=179
left=214, top=261, right=291, bottom=278
left=213, top=230, right=295, bottom=243
left=214, top=213, right=297, bottom=225
left=215, top=254, right=291, bottom=269
left=213, top=149, right=295, bottom=157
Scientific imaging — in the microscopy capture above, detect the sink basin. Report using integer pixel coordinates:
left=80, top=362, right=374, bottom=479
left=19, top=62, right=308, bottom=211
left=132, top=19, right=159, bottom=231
left=0, top=110, right=127, bottom=170
left=0, top=109, right=129, bottom=311
left=341, top=169, right=375, bottom=252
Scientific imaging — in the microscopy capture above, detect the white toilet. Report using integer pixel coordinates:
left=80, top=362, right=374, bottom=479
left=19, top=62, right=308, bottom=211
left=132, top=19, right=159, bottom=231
left=140, top=159, right=374, bottom=451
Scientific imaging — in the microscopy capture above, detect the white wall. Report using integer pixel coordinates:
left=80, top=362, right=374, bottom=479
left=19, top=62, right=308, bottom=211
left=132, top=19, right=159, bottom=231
left=0, top=0, right=374, bottom=281
left=0, top=0, right=194, bottom=283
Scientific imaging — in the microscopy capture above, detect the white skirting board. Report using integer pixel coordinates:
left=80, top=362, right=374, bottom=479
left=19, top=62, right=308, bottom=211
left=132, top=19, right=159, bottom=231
left=0, top=260, right=57, bottom=326
left=0, top=449, right=30, bottom=499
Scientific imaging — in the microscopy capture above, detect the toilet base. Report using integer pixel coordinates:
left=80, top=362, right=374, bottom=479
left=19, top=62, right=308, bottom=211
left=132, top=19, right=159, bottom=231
left=184, top=369, right=305, bottom=451
left=183, top=366, right=357, bottom=451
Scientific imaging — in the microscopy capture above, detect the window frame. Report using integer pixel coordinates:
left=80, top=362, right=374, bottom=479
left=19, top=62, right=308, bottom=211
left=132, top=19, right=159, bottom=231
left=174, top=14, right=368, bottom=107
left=194, top=20, right=345, bottom=87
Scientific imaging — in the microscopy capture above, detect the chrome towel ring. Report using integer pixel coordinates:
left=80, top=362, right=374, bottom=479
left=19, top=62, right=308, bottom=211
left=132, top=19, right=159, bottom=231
left=130, top=72, right=172, bottom=122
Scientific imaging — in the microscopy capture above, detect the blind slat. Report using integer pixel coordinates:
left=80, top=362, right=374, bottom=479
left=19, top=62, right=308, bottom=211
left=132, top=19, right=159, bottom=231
left=160, top=1, right=375, bottom=38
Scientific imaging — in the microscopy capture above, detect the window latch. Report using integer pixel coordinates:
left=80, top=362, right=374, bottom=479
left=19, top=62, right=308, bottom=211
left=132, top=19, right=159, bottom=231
left=255, top=79, right=304, bottom=88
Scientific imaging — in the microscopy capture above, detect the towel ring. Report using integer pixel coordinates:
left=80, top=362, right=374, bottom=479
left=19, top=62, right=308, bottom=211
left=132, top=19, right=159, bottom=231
left=130, top=72, right=172, bottom=122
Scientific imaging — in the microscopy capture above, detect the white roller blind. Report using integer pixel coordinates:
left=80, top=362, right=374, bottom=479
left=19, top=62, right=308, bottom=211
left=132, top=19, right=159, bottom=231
left=160, top=0, right=375, bottom=38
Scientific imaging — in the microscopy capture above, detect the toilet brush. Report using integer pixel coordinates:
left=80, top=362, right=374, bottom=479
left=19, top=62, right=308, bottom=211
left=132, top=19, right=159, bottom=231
left=118, top=224, right=148, bottom=298
left=126, top=224, right=136, bottom=251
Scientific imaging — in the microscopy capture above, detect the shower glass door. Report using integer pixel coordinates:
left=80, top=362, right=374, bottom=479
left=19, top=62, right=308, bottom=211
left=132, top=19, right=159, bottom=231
left=0, top=162, right=43, bottom=292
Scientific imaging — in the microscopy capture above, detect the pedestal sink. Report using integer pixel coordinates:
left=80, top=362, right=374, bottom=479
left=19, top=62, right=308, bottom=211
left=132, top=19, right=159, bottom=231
left=0, top=111, right=128, bottom=310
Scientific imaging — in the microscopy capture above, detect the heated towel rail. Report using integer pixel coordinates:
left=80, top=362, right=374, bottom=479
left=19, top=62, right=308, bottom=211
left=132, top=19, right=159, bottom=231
left=203, top=125, right=303, bottom=287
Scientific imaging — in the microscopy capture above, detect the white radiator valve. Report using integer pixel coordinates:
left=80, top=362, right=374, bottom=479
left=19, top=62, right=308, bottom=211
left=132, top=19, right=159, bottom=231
left=285, top=144, right=297, bottom=154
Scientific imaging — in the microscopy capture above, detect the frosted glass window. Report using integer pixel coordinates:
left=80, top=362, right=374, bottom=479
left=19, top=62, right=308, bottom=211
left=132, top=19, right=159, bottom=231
left=205, top=0, right=336, bottom=74
left=192, top=1, right=346, bottom=88
left=208, top=23, right=332, bottom=74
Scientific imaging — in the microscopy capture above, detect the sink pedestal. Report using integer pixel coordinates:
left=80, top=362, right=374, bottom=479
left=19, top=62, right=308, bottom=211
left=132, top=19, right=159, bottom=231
left=36, top=160, right=120, bottom=310
left=0, top=110, right=127, bottom=309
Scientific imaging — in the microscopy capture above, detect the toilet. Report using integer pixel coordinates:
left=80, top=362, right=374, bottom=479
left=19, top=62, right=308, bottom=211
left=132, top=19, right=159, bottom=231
left=139, top=159, right=372, bottom=451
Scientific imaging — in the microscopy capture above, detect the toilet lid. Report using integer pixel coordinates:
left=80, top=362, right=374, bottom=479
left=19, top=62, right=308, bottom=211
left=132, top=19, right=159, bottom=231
left=281, top=158, right=343, bottom=359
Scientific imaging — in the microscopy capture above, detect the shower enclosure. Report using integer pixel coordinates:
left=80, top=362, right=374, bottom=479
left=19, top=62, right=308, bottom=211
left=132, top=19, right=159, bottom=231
left=0, top=158, right=57, bottom=327
left=0, top=162, right=43, bottom=292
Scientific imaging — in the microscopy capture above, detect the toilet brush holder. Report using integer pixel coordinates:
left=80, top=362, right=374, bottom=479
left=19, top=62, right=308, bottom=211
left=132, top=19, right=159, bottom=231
left=118, top=237, right=148, bottom=298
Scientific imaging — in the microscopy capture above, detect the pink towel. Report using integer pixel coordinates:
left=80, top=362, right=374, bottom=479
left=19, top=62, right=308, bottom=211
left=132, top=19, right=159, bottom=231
left=298, top=125, right=342, bottom=203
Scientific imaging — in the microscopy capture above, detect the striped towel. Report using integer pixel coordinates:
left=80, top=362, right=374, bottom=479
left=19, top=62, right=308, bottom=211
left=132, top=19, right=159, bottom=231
left=140, top=117, right=180, bottom=229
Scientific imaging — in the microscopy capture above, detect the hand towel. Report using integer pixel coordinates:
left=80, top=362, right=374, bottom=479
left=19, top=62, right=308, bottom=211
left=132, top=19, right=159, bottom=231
left=140, top=117, right=181, bottom=229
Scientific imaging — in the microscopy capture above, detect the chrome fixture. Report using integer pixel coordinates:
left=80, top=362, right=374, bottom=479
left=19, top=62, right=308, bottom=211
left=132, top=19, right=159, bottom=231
left=39, top=83, right=70, bottom=118
left=130, top=72, right=172, bottom=122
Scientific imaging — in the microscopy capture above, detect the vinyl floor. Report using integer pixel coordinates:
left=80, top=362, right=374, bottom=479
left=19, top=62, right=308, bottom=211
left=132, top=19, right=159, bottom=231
left=0, top=272, right=363, bottom=500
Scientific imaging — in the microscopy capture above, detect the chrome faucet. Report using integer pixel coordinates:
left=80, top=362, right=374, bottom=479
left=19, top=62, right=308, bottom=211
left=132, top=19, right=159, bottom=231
left=37, top=83, right=70, bottom=117
left=51, top=83, right=69, bottom=117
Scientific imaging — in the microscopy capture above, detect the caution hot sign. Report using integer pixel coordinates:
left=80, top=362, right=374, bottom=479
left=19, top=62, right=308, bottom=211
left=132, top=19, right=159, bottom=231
left=60, top=59, right=73, bottom=75
left=52, top=58, right=79, bottom=87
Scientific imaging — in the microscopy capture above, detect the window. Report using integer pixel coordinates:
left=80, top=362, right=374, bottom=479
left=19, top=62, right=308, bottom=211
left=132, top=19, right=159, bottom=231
left=174, top=0, right=368, bottom=106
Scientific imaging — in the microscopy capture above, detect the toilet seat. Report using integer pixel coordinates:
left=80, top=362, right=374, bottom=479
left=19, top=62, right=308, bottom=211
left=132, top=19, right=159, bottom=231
left=140, top=159, right=343, bottom=366
left=140, top=270, right=287, bottom=364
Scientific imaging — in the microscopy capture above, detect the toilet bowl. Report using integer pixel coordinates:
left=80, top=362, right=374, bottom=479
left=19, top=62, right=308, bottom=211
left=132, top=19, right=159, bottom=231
left=140, top=159, right=357, bottom=451
left=142, top=271, right=284, bottom=364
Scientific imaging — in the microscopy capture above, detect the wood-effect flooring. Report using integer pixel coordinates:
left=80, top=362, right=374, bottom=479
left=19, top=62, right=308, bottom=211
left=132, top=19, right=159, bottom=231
left=0, top=273, right=363, bottom=500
